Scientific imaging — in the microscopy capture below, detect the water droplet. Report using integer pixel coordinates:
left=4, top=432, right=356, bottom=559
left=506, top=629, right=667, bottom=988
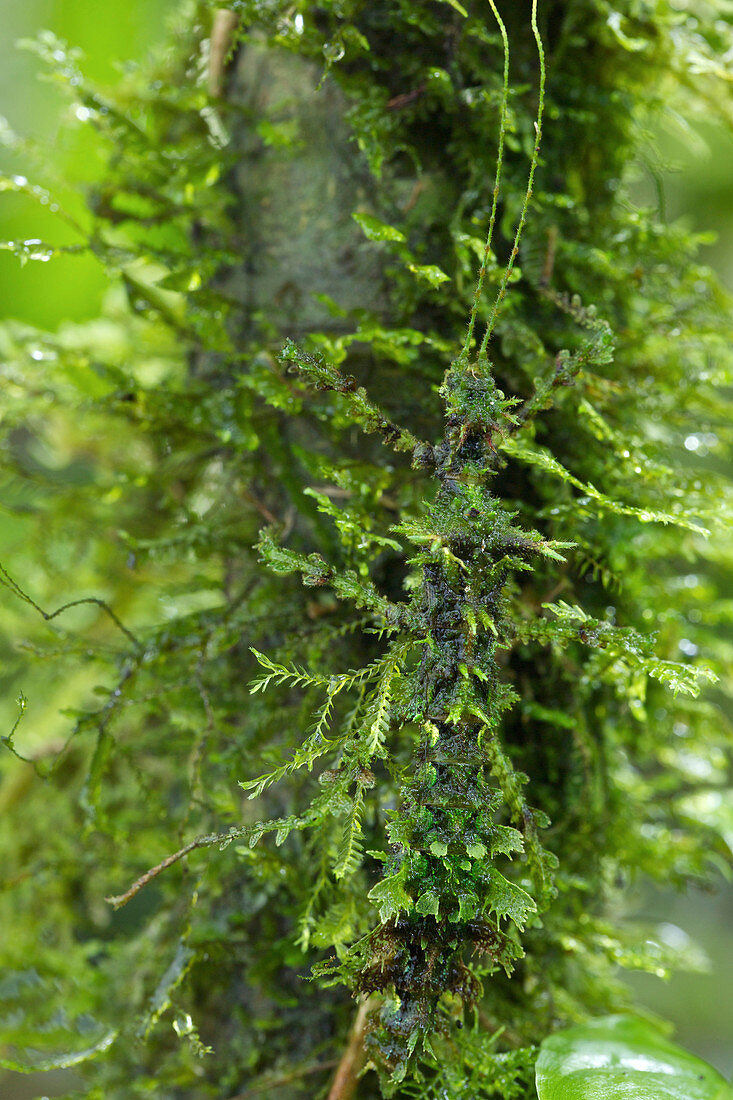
left=323, top=39, right=345, bottom=62
left=657, top=922, right=690, bottom=949
left=276, top=15, right=295, bottom=36
left=12, top=174, right=27, bottom=187
left=21, top=239, right=52, bottom=262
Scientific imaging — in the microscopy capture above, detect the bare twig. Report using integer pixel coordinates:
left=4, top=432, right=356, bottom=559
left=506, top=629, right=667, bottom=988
left=209, top=9, right=241, bottom=97
left=327, top=997, right=373, bottom=1100
left=539, top=225, right=558, bottom=287
left=226, top=1059, right=339, bottom=1099
left=105, top=830, right=237, bottom=909
left=243, top=487, right=278, bottom=524
left=0, top=561, right=140, bottom=649
left=386, top=83, right=426, bottom=110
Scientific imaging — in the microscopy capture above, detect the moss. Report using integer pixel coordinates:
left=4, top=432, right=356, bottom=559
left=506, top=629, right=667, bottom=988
left=0, top=2, right=731, bottom=1097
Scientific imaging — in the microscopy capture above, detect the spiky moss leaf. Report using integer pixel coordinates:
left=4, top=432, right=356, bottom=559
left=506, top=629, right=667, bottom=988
left=485, top=870, right=537, bottom=929
left=500, top=437, right=711, bottom=536
left=368, top=867, right=414, bottom=923
left=414, top=890, right=440, bottom=917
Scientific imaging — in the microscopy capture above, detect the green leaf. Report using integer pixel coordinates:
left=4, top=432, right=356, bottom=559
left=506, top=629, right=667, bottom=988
left=141, top=940, right=195, bottom=1038
left=485, top=868, right=537, bottom=928
left=606, top=12, right=649, bottom=53
left=407, top=263, right=450, bottom=288
left=436, top=0, right=468, bottom=15
left=536, top=1015, right=733, bottom=1100
left=429, top=839, right=448, bottom=857
left=352, top=212, right=406, bottom=242
left=415, top=890, right=440, bottom=917
left=333, top=789, right=365, bottom=879
left=368, top=866, right=413, bottom=922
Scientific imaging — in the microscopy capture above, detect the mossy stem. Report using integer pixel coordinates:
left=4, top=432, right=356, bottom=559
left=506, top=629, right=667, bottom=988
left=462, top=0, right=510, bottom=360
left=480, top=0, right=545, bottom=358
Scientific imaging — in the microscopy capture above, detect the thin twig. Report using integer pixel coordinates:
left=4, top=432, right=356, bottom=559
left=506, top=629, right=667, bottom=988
left=0, top=561, right=140, bottom=649
left=209, top=9, right=241, bottom=97
left=0, top=692, right=38, bottom=770
left=105, top=830, right=236, bottom=909
left=226, top=1059, right=339, bottom=1099
left=539, top=224, right=558, bottom=287
left=326, top=997, right=373, bottom=1100
left=187, top=647, right=216, bottom=813
left=480, top=0, right=546, bottom=356
left=462, top=0, right=509, bottom=359
left=243, top=487, right=278, bottom=524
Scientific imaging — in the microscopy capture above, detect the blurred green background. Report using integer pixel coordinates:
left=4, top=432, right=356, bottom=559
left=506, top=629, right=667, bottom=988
left=0, top=0, right=731, bottom=1094
left=1, top=0, right=179, bottom=330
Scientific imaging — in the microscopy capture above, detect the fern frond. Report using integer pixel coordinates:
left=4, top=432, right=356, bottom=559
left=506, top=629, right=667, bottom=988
left=279, top=339, right=424, bottom=455
left=540, top=602, right=718, bottom=697
left=248, top=648, right=334, bottom=694
left=333, top=786, right=365, bottom=880
left=239, top=692, right=340, bottom=798
left=361, top=675, right=394, bottom=762
left=500, top=436, right=710, bottom=535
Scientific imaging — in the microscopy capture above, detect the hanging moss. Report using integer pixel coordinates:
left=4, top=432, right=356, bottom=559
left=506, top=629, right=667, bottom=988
left=0, top=2, right=731, bottom=1098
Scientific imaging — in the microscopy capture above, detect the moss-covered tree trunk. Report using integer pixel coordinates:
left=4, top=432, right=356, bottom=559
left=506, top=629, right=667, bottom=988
left=0, top=3, right=731, bottom=1099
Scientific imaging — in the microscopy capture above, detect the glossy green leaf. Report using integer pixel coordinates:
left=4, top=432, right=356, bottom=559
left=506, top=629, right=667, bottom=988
left=536, top=1015, right=733, bottom=1100
left=407, top=262, right=451, bottom=288
left=352, top=211, right=405, bottom=242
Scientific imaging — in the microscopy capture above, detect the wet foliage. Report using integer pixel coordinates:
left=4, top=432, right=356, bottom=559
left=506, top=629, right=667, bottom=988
left=0, top=2, right=732, bottom=1097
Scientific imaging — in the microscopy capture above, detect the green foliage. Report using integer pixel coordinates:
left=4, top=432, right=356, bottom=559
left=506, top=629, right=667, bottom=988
left=535, top=1015, right=733, bottom=1100
left=0, top=1, right=732, bottom=1098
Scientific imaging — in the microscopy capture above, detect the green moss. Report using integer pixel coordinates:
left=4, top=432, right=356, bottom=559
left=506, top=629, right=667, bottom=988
left=0, top=2, right=731, bottom=1097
